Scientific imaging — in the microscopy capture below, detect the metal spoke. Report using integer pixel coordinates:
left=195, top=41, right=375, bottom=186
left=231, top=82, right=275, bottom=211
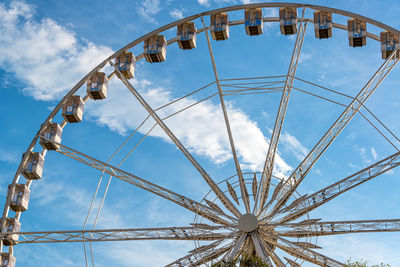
left=270, top=48, right=400, bottom=215
left=276, top=236, right=344, bottom=266
left=273, top=219, right=400, bottom=237
left=42, top=137, right=234, bottom=225
left=274, top=151, right=400, bottom=223
left=285, top=257, right=301, bottom=267
left=173, top=239, right=224, bottom=266
left=250, top=233, right=273, bottom=266
left=166, top=239, right=234, bottom=267
left=112, top=61, right=242, bottom=219
left=201, top=16, right=250, bottom=214
left=4, top=226, right=233, bottom=243
left=256, top=8, right=308, bottom=215
left=191, top=244, right=234, bottom=266
left=225, top=233, right=247, bottom=260
left=258, top=236, right=286, bottom=267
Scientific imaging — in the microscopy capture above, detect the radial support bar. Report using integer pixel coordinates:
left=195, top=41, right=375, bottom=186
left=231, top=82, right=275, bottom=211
left=112, top=62, right=241, bottom=219
left=274, top=219, right=400, bottom=237
left=276, top=236, right=344, bottom=266
left=5, top=226, right=233, bottom=244
left=201, top=16, right=250, bottom=214
left=44, top=138, right=233, bottom=225
left=270, top=49, right=400, bottom=215
left=250, top=233, right=273, bottom=266
left=259, top=237, right=285, bottom=267
left=166, top=240, right=233, bottom=267
left=225, top=233, right=247, bottom=260
left=277, top=151, right=400, bottom=223
left=257, top=8, right=308, bottom=214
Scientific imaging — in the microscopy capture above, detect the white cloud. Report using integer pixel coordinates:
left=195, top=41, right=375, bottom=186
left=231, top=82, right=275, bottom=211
left=31, top=179, right=128, bottom=229
left=357, top=146, right=379, bottom=164
left=359, top=147, right=366, bottom=157
left=197, top=0, right=238, bottom=6
left=0, top=1, right=113, bottom=101
left=198, top=0, right=210, bottom=6
left=0, top=147, right=18, bottom=163
left=371, top=147, right=378, bottom=160
left=299, top=52, right=312, bottom=63
left=0, top=1, right=299, bottom=179
left=169, top=8, right=184, bottom=20
left=137, top=0, right=162, bottom=24
left=87, top=79, right=292, bottom=176
left=106, top=241, right=193, bottom=267
left=281, top=131, right=308, bottom=161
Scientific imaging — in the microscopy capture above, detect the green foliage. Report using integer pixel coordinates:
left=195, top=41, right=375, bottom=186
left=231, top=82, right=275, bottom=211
left=238, top=254, right=268, bottom=267
left=211, top=254, right=269, bottom=267
left=346, top=258, right=390, bottom=267
left=212, top=257, right=391, bottom=267
left=211, top=259, right=235, bottom=267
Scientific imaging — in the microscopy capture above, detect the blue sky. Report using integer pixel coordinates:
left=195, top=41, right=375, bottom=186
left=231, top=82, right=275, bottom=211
left=1, top=0, right=400, bottom=266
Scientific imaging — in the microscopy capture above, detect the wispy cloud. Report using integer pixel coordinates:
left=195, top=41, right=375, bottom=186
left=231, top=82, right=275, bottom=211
left=197, top=0, right=262, bottom=6
left=31, top=179, right=128, bottom=229
left=197, top=0, right=239, bottom=6
left=137, top=0, right=162, bottom=24
left=281, top=131, right=308, bottom=161
left=0, top=1, right=301, bottom=178
left=87, top=79, right=293, bottom=176
left=0, top=1, right=113, bottom=101
left=106, top=241, right=193, bottom=266
left=1, top=0, right=303, bottom=198
left=197, top=0, right=211, bottom=6
left=0, top=147, right=18, bottom=164
left=358, top=146, right=378, bottom=164
left=371, top=147, right=378, bottom=161
left=169, top=8, right=184, bottom=20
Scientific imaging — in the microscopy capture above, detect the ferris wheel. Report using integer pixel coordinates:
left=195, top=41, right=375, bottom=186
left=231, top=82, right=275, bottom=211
left=2, top=2, right=400, bottom=266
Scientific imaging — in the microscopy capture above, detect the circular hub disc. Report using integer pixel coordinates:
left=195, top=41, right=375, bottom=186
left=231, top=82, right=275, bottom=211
left=239, top=213, right=258, bottom=232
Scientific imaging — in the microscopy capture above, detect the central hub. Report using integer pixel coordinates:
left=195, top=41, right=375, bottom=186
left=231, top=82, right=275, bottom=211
left=238, top=213, right=258, bottom=232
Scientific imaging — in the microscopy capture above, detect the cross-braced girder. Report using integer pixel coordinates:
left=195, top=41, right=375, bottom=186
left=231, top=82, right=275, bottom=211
left=275, top=236, right=344, bottom=266
left=272, top=219, right=400, bottom=237
left=166, top=239, right=234, bottom=266
left=112, top=61, right=242, bottom=219
left=42, top=137, right=234, bottom=225
left=4, top=226, right=234, bottom=244
left=257, top=8, right=308, bottom=214
left=3, top=3, right=400, bottom=266
left=274, top=151, right=400, bottom=223
left=202, top=16, right=251, bottom=214
left=269, top=48, right=400, bottom=216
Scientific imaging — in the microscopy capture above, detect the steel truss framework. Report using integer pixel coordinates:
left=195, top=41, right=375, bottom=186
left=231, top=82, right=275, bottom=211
left=2, top=2, right=400, bottom=267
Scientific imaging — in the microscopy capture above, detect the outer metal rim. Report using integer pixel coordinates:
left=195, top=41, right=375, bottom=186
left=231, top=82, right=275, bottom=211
left=2, top=2, right=399, bottom=259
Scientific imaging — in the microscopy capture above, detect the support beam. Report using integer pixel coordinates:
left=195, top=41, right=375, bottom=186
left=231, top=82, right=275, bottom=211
left=201, top=16, right=250, bottom=214
left=273, top=219, right=400, bottom=237
left=191, top=244, right=234, bottom=266
left=276, top=151, right=400, bottom=223
left=3, top=226, right=233, bottom=244
left=225, top=233, right=247, bottom=261
left=166, top=240, right=233, bottom=267
left=276, top=236, right=344, bottom=266
left=259, top=237, right=286, bottom=267
left=269, top=48, right=400, bottom=215
left=112, top=62, right=242, bottom=219
left=250, top=233, right=273, bottom=266
left=44, top=137, right=234, bottom=225
left=257, top=8, right=308, bottom=214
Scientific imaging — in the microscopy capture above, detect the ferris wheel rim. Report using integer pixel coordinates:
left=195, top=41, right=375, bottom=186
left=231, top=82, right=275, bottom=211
left=2, top=2, right=400, bottom=265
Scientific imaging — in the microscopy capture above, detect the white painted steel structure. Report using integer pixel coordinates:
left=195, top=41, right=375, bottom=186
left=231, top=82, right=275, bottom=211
left=2, top=2, right=400, bottom=266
